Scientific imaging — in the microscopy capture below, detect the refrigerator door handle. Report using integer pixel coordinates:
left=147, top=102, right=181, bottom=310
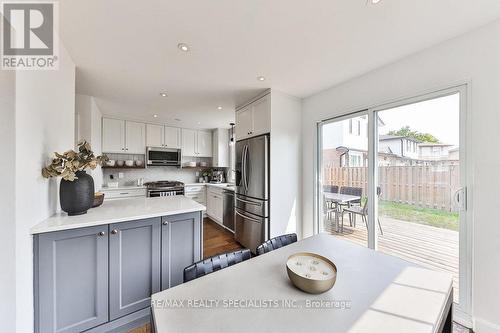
left=235, top=210, right=261, bottom=223
left=243, top=144, right=249, bottom=190
left=244, top=144, right=250, bottom=189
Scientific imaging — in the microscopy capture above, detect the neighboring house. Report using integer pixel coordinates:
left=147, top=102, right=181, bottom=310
left=322, top=116, right=369, bottom=167
left=448, top=147, right=459, bottom=160
left=378, top=135, right=420, bottom=159
left=419, top=143, right=456, bottom=160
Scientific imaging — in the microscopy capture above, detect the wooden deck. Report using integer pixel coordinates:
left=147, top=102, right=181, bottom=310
left=324, top=216, right=459, bottom=302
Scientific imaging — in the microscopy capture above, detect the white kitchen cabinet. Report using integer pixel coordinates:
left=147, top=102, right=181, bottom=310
left=235, top=106, right=252, bottom=140
left=147, top=124, right=181, bottom=148
left=212, top=129, right=229, bottom=167
left=125, top=121, right=146, bottom=154
left=181, top=129, right=197, bottom=156
left=235, top=94, right=270, bottom=140
left=164, top=127, right=181, bottom=148
left=181, top=129, right=212, bottom=157
left=102, top=118, right=126, bottom=153
left=197, top=131, right=212, bottom=157
left=102, top=118, right=145, bottom=154
left=206, top=186, right=224, bottom=224
left=146, top=124, right=164, bottom=147
left=101, top=187, right=147, bottom=201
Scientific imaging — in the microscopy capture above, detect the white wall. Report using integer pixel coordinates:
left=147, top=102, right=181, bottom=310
left=302, top=19, right=500, bottom=332
left=76, top=94, right=104, bottom=189
left=270, top=90, right=302, bottom=238
left=15, top=42, right=76, bottom=333
left=0, top=70, right=16, bottom=333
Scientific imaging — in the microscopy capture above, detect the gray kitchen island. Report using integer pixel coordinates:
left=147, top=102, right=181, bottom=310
left=31, top=196, right=206, bottom=333
left=151, top=233, right=453, bottom=333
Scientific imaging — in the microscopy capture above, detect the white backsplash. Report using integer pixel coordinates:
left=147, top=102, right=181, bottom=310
left=102, top=167, right=199, bottom=187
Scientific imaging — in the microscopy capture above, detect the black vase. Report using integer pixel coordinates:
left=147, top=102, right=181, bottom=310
left=60, top=170, right=95, bottom=216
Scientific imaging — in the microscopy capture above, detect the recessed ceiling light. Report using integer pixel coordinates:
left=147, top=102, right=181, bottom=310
left=371, top=0, right=381, bottom=3
left=178, top=43, right=190, bottom=52
left=217, top=106, right=223, bottom=110
left=257, top=76, right=266, bottom=81
left=197, top=122, right=201, bottom=125
left=160, top=92, right=167, bottom=97
left=153, top=114, right=158, bottom=118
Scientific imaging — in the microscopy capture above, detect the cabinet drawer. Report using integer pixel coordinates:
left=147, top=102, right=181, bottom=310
left=102, top=189, right=146, bottom=200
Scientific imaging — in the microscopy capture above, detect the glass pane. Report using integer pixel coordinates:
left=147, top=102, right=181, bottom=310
left=319, top=114, right=368, bottom=247
left=376, top=93, right=460, bottom=303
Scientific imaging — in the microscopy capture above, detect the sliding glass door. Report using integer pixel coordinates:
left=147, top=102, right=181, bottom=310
left=316, top=85, right=470, bottom=323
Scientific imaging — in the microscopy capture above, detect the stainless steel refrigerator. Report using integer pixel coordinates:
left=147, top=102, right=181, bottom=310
left=234, top=134, right=269, bottom=253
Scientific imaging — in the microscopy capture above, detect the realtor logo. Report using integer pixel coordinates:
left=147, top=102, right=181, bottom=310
left=1, top=1, right=59, bottom=70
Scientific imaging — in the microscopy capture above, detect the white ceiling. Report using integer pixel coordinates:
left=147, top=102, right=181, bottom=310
left=60, top=0, right=500, bottom=129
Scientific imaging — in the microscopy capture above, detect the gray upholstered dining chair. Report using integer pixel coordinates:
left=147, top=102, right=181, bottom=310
left=256, top=233, right=297, bottom=255
left=183, top=249, right=252, bottom=282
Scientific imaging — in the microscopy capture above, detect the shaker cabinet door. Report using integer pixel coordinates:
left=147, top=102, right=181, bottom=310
left=181, top=129, right=197, bottom=156
left=109, top=218, right=161, bottom=320
left=125, top=121, right=146, bottom=154
left=235, top=106, right=252, bottom=140
left=35, top=226, right=109, bottom=333
left=102, top=118, right=125, bottom=153
left=164, top=126, right=181, bottom=148
left=161, top=212, right=202, bottom=290
left=197, top=130, right=213, bottom=157
left=146, top=124, right=164, bottom=147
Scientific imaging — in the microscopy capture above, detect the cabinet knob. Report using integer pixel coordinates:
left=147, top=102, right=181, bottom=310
left=111, top=229, right=118, bottom=234
left=98, top=231, right=106, bottom=236
left=163, top=221, right=169, bottom=225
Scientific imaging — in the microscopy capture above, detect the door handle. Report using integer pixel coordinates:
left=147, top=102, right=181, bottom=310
left=453, top=187, right=467, bottom=211
left=236, top=197, right=261, bottom=206
left=235, top=210, right=262, bottom=223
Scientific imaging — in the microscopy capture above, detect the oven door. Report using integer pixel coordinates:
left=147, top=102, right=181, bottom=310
left=147, top=147, right=181, bottom=166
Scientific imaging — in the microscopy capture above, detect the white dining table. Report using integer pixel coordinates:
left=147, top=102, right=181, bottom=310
left=151, top=234, right=453, bottom=333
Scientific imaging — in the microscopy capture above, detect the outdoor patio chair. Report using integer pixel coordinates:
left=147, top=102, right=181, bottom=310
left=323, top=185, right=339, bottom=193
left=323, top=194, right=338, bottom=229
left=340, top=195, right=383, bottom=235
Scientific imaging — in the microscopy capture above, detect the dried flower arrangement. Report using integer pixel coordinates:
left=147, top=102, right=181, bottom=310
left=42, top=141, right=108, bottom=181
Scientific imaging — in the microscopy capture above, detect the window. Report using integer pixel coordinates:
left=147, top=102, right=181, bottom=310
left=349, top=119, right=353, bottom=134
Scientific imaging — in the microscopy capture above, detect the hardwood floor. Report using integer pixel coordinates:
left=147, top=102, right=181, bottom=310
left=203, top=217, right=242, bottom=258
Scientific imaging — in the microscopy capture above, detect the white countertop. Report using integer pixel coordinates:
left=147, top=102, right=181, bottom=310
left=31, top=196, right=206, bottom=234
left=152, top=234, right=452, bottom=333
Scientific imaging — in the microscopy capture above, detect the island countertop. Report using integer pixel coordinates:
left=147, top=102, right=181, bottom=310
left=31, top=196, right=206, bottom=234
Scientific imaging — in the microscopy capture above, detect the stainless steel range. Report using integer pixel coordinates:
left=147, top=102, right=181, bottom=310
left=144, top=181, right=184, bottom=197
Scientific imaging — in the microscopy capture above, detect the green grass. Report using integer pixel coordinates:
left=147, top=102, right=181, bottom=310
left=378, top=200, right=459, bottom=231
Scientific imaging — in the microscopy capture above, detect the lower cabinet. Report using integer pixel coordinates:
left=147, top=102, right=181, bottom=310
left=161, top=212, right=202, bottom=289
left=34, top=212, right=202, bottom=333
left=109, top=218, right=161, bottom=320
left=34, top=225, right=109, bottom=333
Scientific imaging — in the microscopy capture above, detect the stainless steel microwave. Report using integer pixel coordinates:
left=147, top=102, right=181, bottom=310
left=146, top=147, right=181, bottom=166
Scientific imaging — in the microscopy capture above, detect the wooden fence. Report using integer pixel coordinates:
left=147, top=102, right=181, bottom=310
left=324, top=165, right=460, bottom=212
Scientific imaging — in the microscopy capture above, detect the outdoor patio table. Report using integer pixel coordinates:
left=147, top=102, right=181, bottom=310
left=324, top=192, right=361, bottom=232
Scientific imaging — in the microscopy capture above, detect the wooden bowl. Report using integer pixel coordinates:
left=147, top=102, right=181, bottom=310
left=92, top=192, right=105, bottom=208
left=286, top=252, right=337, bottom=294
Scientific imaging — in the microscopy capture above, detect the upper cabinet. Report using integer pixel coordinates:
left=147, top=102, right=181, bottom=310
left=125, top=121, right=146, bottom=154
left=182, top=129, right=212, bottom=157
left=146, top=124, right=181, bottom=149
left=102, top=118, right=125, bottom=153
left=102, top=118, right=145, bottom=154
left=235, top=94, right=271, bottom=141
left=164, top=127, right=181, bottom=148
left=212, top=128, right=229, bottom=168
